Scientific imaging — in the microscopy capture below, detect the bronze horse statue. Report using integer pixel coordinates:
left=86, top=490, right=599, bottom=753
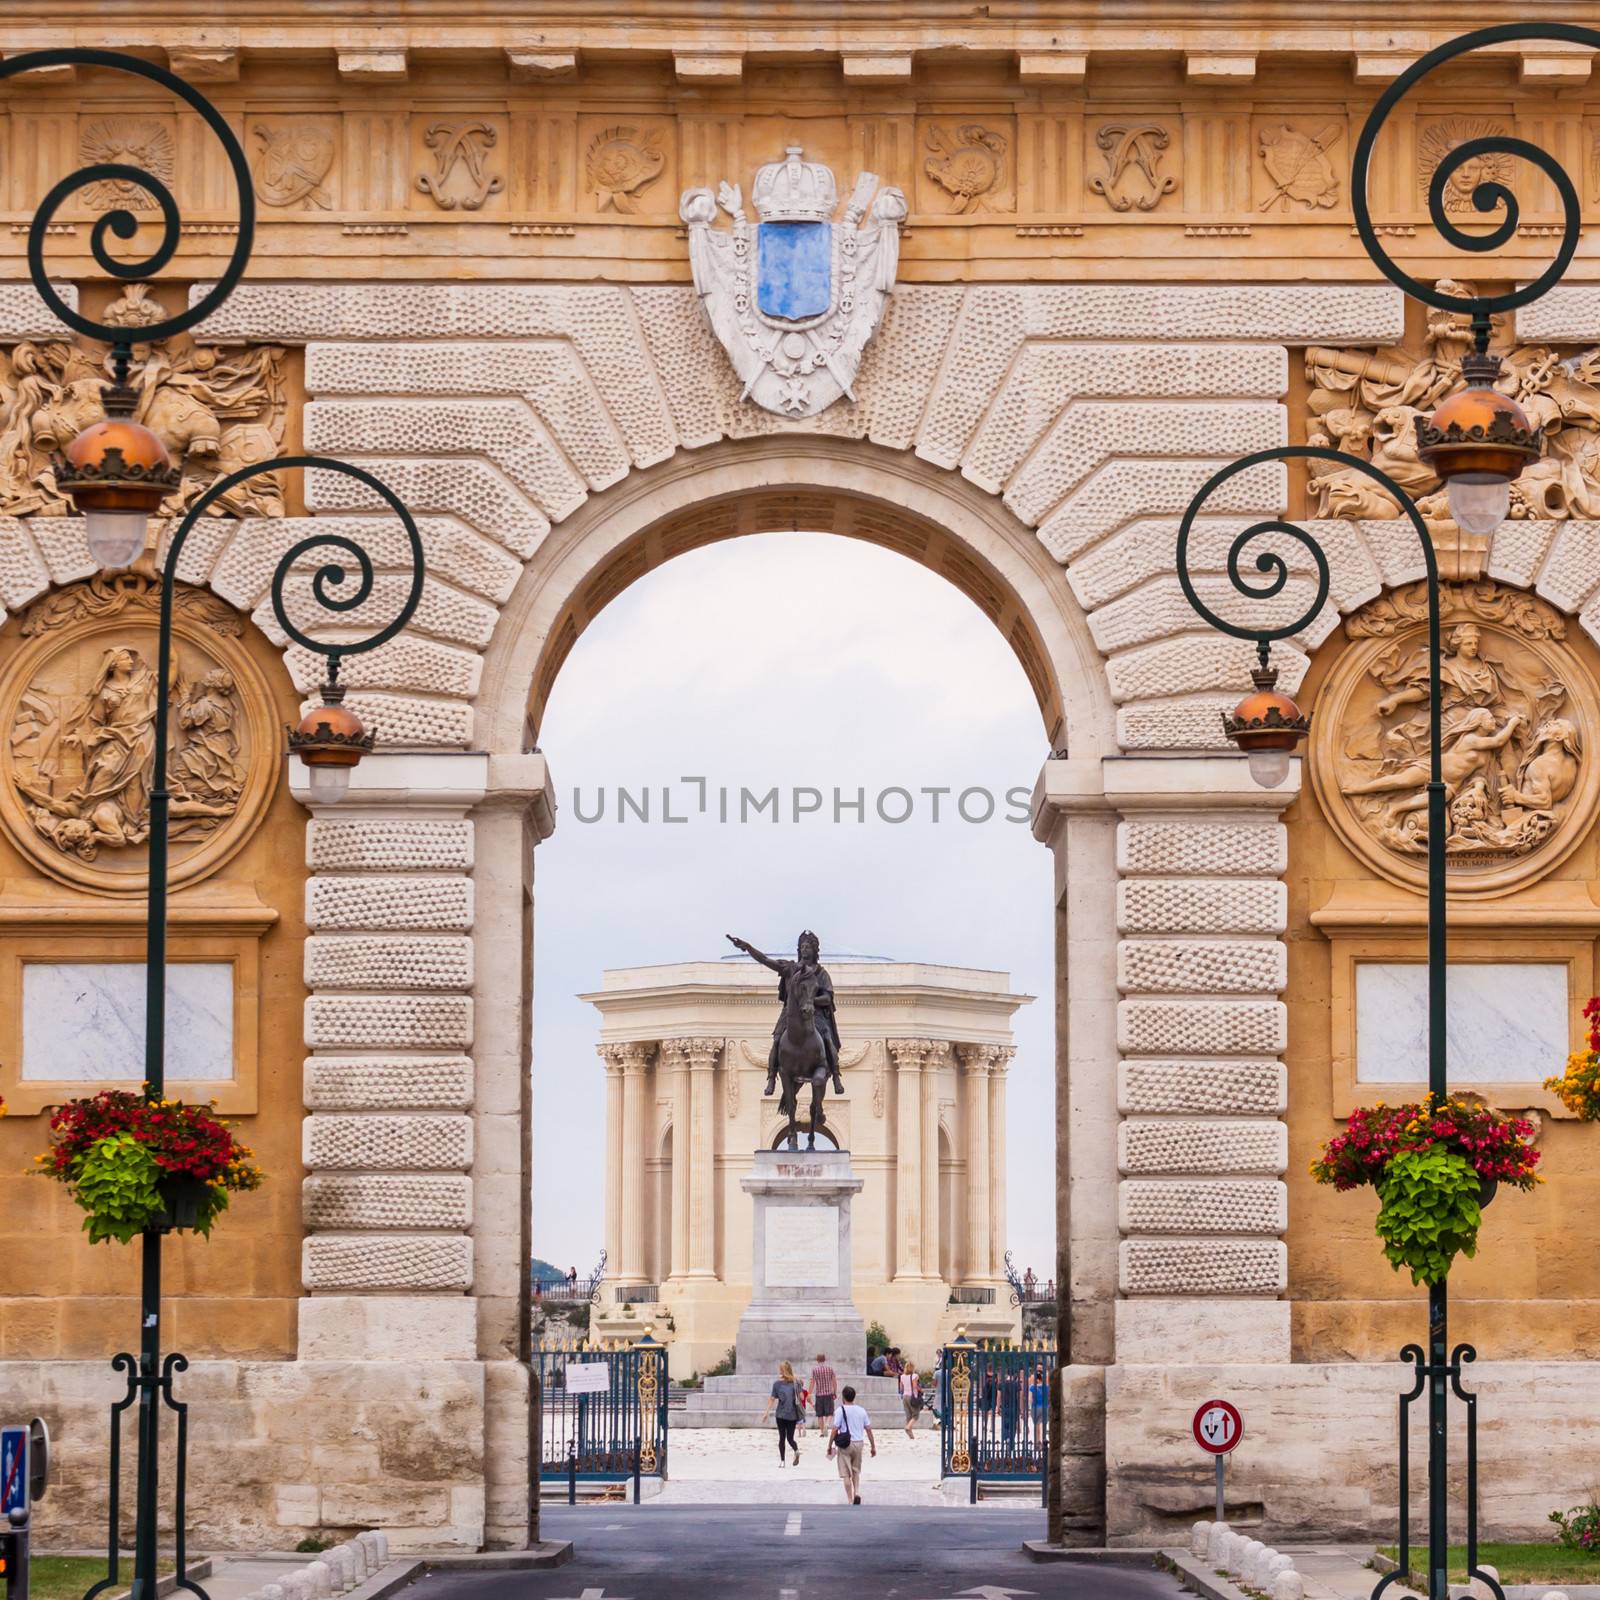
left=773, top=963, right=831, bottom=1149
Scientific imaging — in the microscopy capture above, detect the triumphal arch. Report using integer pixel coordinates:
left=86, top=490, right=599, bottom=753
left=1, top=0, right=1599, bottom=1552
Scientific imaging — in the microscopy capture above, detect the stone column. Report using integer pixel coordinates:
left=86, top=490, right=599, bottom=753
left=658, top=1041, right=693, bottom=1279
left=686, top=1038, right=721, bottom=1278
left=988, top=1047, right=1014, bottom=1282
left=600, top=1045, right=626, bottom=1281
left=617, top=1042, right=655, bottom=1282
left=887, top=1039, right=927, bottom=1280
left=955, top=1044, right=996, bottom=1281
left=921, top=1041, right=948, bottom=1279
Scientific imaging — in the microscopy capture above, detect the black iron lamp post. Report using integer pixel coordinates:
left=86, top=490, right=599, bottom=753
left=0, top=47, right=425, bottom=1600
left=1175, top=23, right=1600, bottom=1600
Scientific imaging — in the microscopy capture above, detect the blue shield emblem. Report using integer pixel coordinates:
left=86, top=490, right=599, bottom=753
left=756, top=221, right=832, bottom=321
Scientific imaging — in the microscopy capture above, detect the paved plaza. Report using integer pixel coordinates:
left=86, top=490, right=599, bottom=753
left=412, top=1508, right=1182, bottom=1600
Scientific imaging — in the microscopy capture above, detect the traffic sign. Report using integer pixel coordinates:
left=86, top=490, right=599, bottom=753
left=26, top=1419, right=47, bottom=1505
left=1192, top=1399, right=1243, bottom=1455
left=0, top=1427, right=26, bottom=1517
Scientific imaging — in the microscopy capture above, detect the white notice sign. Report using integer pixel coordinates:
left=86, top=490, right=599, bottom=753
left=765, top=1205, right=838, bottom=1288
left=564, top=1360, right=611, bottom=1394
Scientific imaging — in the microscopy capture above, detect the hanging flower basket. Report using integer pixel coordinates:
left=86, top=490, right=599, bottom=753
left=1544, top=996, right=1600, bottom=1121
left=1311, top=1094, right=1540, bottom=1286
left=34, top=1089, right=263, bottom=1245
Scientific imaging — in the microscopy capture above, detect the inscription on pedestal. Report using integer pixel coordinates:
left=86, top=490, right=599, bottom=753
left=765, top=1204, right=837, bottom=1288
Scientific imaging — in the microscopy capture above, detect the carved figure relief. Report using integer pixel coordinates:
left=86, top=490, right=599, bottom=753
left=1258, top=123, right=1341, bottom=211
left=0, top=575, right=279, bottom=895
left=1418, top=117, right=1514, bottom=212
left=1306, top=278, right=1600, bottom=524
left=252, top=119, right=336, bottom=210
left=78, top=119, right=176, bottom=211
left=1089, top=123, right=1177, bottom=212
left=585, top=126, right=665, bottom=213
left=0, top=285, right=286, bottom=522
left=924, top=123, right=1008, bottom=213
left=679, top=146, right=907, bottom=418
left=417, top=121, right=504, bottom=211
left=1311, top=581, right=1599, bottom=896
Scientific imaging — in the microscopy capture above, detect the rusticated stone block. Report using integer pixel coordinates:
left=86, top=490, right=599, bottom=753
left=305, top=936, right=473, bottom=991
left=304, top=1055, right=474, bottom=1110
left=285, top=637, right=482, bottom=701
left=1119, top=1238, right=1286, bottom=1295
left=1118, top=1118, right=1287, bottom=1175
left=1118, top=819, right=1286, bottom=879
left=297, top=691, right=473, bottom=750
left=1118, top=1058, right=1285, bottom=1116
left=304, top=1114, right=472, bottom=1171
left=305, top=995, right=473, bottom=1050
left=307, top=876, right=472, bottom=932
left=1118, top=1178, right=1287, bottom=1235
left=304, top=1175, right=473, bottom=1231
left=1106, top=634, right=1307, bottom=706
left=1118, top=997, right=1286, bottom=1055
left=1118, top=879, right=1287, bottom=935
left=302, top=1235, right=474, bottom=1292
left=1117, top=939, right=1286, bottom=995
left=308, top=819, right=473, bottom=872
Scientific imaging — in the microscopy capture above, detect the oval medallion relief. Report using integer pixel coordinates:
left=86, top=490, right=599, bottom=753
left=1311, top=580, right=1598, bottom=897
left=0, top=574, right=280, bottom=895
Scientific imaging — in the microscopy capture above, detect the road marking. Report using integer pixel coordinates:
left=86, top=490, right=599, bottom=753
left=549, top=1589, right=631, bottom=1600
left=780, top=1591, right=799, bottom=1600
left=784, top=1511, right=803, bottom=1536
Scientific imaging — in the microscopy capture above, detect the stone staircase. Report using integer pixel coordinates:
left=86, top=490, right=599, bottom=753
left=678, top=1372, right=905, bottom=1429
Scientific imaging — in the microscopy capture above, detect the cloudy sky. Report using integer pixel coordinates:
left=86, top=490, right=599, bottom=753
left=531, top=531, right=1057, bottom=1282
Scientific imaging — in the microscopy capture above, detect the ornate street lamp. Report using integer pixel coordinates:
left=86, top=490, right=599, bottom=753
left=0, top=46, right=424, bottom=1600
left=1177, top=23, right=1600, bottom=1600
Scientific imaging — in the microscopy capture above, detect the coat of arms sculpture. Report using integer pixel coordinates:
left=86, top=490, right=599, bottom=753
left=679, top=146, right=907, bottom=418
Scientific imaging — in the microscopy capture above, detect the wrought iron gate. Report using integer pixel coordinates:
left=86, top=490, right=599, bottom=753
left=534, top=1336, right=668, bottom=1492
left=939, top=1341, right=1056, bottom=1488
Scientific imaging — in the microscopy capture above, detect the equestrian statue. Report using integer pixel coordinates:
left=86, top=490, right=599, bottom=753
left=725, top=930, right=843, bottom=1150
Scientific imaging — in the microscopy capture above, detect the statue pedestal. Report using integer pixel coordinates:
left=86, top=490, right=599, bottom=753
left=734, top=1147, right=865, bottom=1373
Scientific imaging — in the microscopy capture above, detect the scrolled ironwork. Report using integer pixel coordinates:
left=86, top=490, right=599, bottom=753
left=83, top=1354, right=140, bottom=1600
left=0, top=48, right=256, bottom=361
left=1351, top=23, right=1600, bottom=327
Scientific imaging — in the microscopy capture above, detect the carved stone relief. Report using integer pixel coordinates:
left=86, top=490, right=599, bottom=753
left=252, top=118, right=337, bottom=210
left=1417, top=117, right=1514, bottom=212
left=585, top=126, right=665, bottom=212
left=1306, top=278, right=1600, bottom=523
left=78, top=118, right=175, bottom=211
left=1257, top=123, right=1340, bottom=211
left=417, top=121, right=504, bottom=211
left=923, top=123, right=1008, bottom=213
left=1311, top=581, right=1599, bottom=896
left=0, top=574, right=279, bottom=894
left=0, top=285, right=287, bottom=521
left=1088, top=123, right=1177, bottom=212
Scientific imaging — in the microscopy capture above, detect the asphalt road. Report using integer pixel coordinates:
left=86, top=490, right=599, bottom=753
left=407, top=1506, right=1186, bottom=1600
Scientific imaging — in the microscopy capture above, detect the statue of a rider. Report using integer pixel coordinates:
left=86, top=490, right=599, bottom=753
left=725, top=930, right=843, bottom=1096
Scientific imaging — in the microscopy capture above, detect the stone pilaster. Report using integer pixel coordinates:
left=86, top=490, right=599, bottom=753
left=989, top=1047, right=1014, bottom=1282
left=600, top=1044, right=626, bottom=1283
left=955, top=1043, right=1001, bottom=1281
left=686, top=1038, right=721, bottom=1278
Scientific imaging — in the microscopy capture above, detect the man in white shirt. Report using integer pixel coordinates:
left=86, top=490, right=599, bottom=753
left=826, top=1384, right=877, bottom=1504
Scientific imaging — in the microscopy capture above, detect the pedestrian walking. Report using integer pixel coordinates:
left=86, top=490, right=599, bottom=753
left=810, top=1351, right=838, bottom=1438
left=827, top=1383, right=876, bottom=1504
left=898, top=1359, right=922, bottom=1437
left=759, top=1359, right=806, bottom=1465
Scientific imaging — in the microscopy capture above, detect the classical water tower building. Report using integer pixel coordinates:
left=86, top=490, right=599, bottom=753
left=582, top=952, right=1030, bottom=1377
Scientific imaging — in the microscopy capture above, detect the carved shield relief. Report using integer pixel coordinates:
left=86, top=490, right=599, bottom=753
left=1310, top=581, right=1600, bottom=897
left=0, top=576, right=280, bottom=895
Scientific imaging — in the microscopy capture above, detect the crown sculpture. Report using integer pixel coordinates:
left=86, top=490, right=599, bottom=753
left=680, top=147, right=908, bottom=418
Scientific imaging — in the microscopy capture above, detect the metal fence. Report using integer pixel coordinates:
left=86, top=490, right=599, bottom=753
left=938, top=1341, right=1057, bottom=1494
left=534, top=1339, right=668, bottom=1497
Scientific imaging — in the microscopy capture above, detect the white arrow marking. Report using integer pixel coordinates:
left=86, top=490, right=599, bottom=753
left=784, top=1511, right=803, bottom=1536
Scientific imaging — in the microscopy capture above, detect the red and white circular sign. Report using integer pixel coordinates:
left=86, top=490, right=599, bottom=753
left=1192, top=1399, right=1243, bottom=1455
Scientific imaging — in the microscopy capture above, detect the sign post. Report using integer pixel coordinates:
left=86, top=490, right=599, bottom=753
left=0, top=1423, right=33, bottom=1600
left=1192, top=1399, right=1244, bottom=1523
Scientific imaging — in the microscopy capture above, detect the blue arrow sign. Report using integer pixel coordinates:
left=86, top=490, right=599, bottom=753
left=0, top=1425, right=26, bottom=1516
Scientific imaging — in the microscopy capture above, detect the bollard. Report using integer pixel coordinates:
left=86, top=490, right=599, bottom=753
left=1207, top=1521, right=1231, bottom=1563
left=1271, top=1574, right=1304, bottom=1600
left=633, top=1446, right=641, bottom=1506
left=305, top=1561, right=334, bottom=1599
left=1191, top=1521, right=1212, bottom=1558
left=568, top=1443, right=578, bottom=1506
